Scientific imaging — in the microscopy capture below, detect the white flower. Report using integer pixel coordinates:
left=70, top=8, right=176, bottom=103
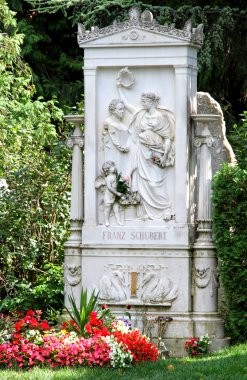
left=112, top=319, right=131, bottom=334
left=103, top=336, right=133, bottom=368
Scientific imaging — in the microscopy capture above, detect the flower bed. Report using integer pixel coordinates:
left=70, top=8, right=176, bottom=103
left=0, top=309, right=158, bottom=369
left=184, top=335, right=211, bottom=357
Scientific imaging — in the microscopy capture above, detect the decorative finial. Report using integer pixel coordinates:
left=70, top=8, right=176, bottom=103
left=141, top=10, right=153, bottom=23
left=129, top=6, right=141, bottom=21
left=77, top=23, right=85, bottom=37
left=183, top=18, right=192, bottom=33
left=192, top=24, right=204, bottom=42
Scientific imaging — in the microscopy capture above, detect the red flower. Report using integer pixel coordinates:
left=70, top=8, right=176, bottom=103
left=29, top=318, right=39, bottom=328
left=26, top=310, right=35, bottom=317
left=90, top=311, right=97, bottom=318
left=61, top=321, right=69, bottom=329
left=102, top=304, right=107, bottom=310
left=113, top=330, right=158, bottom=362
left=13, top=333, right=22, bottom=340
left=14, top=323, right=21, bottom=332
left=85, top=323, right=92, bottom=335
left=40, top=321, right=50, bottom=330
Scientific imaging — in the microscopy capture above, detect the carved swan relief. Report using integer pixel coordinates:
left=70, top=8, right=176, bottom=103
left=141, top=272, right=178, bottom=304
left=98, top=270, right=127, bottom=302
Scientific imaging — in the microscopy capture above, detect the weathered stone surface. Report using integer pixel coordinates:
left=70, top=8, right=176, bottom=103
left=197, top=92, right=236, bottom=174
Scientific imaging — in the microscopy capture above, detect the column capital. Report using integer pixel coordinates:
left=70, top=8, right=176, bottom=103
left=66, top=136, right=84, bottom=148
left=194, top=136, right=216, bottom=148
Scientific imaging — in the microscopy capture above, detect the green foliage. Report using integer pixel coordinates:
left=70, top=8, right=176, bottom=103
left=228, top=112, right=247, bottom=169
left=212, top=164, right=247, bottom=342
left=6, top=0, right=83, bottom=109
left=116, top=172, right=129, bottom=195
left=63, top=288, right=99, bottom=336
left=0, top=264, right=64, bottom=317
left=0, top=0, right=71, bottom=315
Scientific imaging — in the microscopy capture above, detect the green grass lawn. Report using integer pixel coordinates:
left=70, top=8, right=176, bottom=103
left=0, top=343, right=246, bottom=380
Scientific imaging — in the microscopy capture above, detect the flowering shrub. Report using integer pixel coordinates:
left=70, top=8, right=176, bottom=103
left=113, top=329, right=159, bottom=363
left=0, top=310, right=50, bottom=346
left=184, top=335, right=211, bottom=357
left=0, top=335, right=111, bottom=368
left=0, top=307, right=158, bottom=369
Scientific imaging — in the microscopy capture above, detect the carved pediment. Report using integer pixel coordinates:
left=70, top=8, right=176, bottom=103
left=77, top=7, right=203, bottom=47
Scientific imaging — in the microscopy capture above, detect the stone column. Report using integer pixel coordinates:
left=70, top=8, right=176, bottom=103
left=192, top=114, right=220, bottom=311
left=191, top=114, right=225, bottom=340
left=63, top=115, right=84, bottom=309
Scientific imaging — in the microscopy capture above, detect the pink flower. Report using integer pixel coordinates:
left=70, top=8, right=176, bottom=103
left=122, top=175, right=130, bottom=183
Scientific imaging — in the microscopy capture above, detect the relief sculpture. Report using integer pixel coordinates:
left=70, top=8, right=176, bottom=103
left=102, top=98, right=130, bottom=154
left=95, top=160, right=140, bottom=226
left=98, top=271, right=127, bottom=302
left=141, top=267, right=178, bottom=304
left=117, top=68, right=175, bottom=221
left=64, top=264, right=82, bottom=287
left=96, top=264, right=178, bottom=306
left=99, top=68, right=175, bottom=224
left=95, top=161, right=124, bottom=227
left=192, top=266, right=219, bottom=297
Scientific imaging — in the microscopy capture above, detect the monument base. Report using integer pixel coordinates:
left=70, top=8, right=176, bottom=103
left=104, top=307, right=230, bottom=357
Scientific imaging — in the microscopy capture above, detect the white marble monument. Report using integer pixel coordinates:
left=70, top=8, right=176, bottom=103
left=64, top=7, right=233, bottom=356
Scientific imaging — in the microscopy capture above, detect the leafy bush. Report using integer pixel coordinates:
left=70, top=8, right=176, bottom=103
left=64, top=289, right=99, bottom=336
left=228, top=111, right=247, bottom=169
left=212, top=164, right=247, bottom=342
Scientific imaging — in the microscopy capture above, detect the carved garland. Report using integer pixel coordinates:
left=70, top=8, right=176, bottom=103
left=64, top=264, right=82, bottom=287
left=108, top=133, right=129, bottom=153
left=192, top=267, right=219, bottom=297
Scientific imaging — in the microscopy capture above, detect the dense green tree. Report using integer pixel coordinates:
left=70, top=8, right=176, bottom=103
left=212, top=163, right=247, bottom=342
left=7, top=0, right=83, bottom=109
left=0, top=0, right=71, bottom=315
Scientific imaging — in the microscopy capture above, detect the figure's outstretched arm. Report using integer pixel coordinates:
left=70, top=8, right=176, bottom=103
left=116, top=82, right=136, bottom=114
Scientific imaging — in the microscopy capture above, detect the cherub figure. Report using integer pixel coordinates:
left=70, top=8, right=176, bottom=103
left=95, top=161, right=124, bottom=226
left=102, top=99, right=130, bottom=153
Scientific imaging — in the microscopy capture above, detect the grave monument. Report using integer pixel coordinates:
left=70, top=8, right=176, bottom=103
left=64, top=7, right=233, bottom=356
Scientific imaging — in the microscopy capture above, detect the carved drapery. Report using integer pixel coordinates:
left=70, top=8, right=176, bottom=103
left=192, top=266, right=219, bottom=297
